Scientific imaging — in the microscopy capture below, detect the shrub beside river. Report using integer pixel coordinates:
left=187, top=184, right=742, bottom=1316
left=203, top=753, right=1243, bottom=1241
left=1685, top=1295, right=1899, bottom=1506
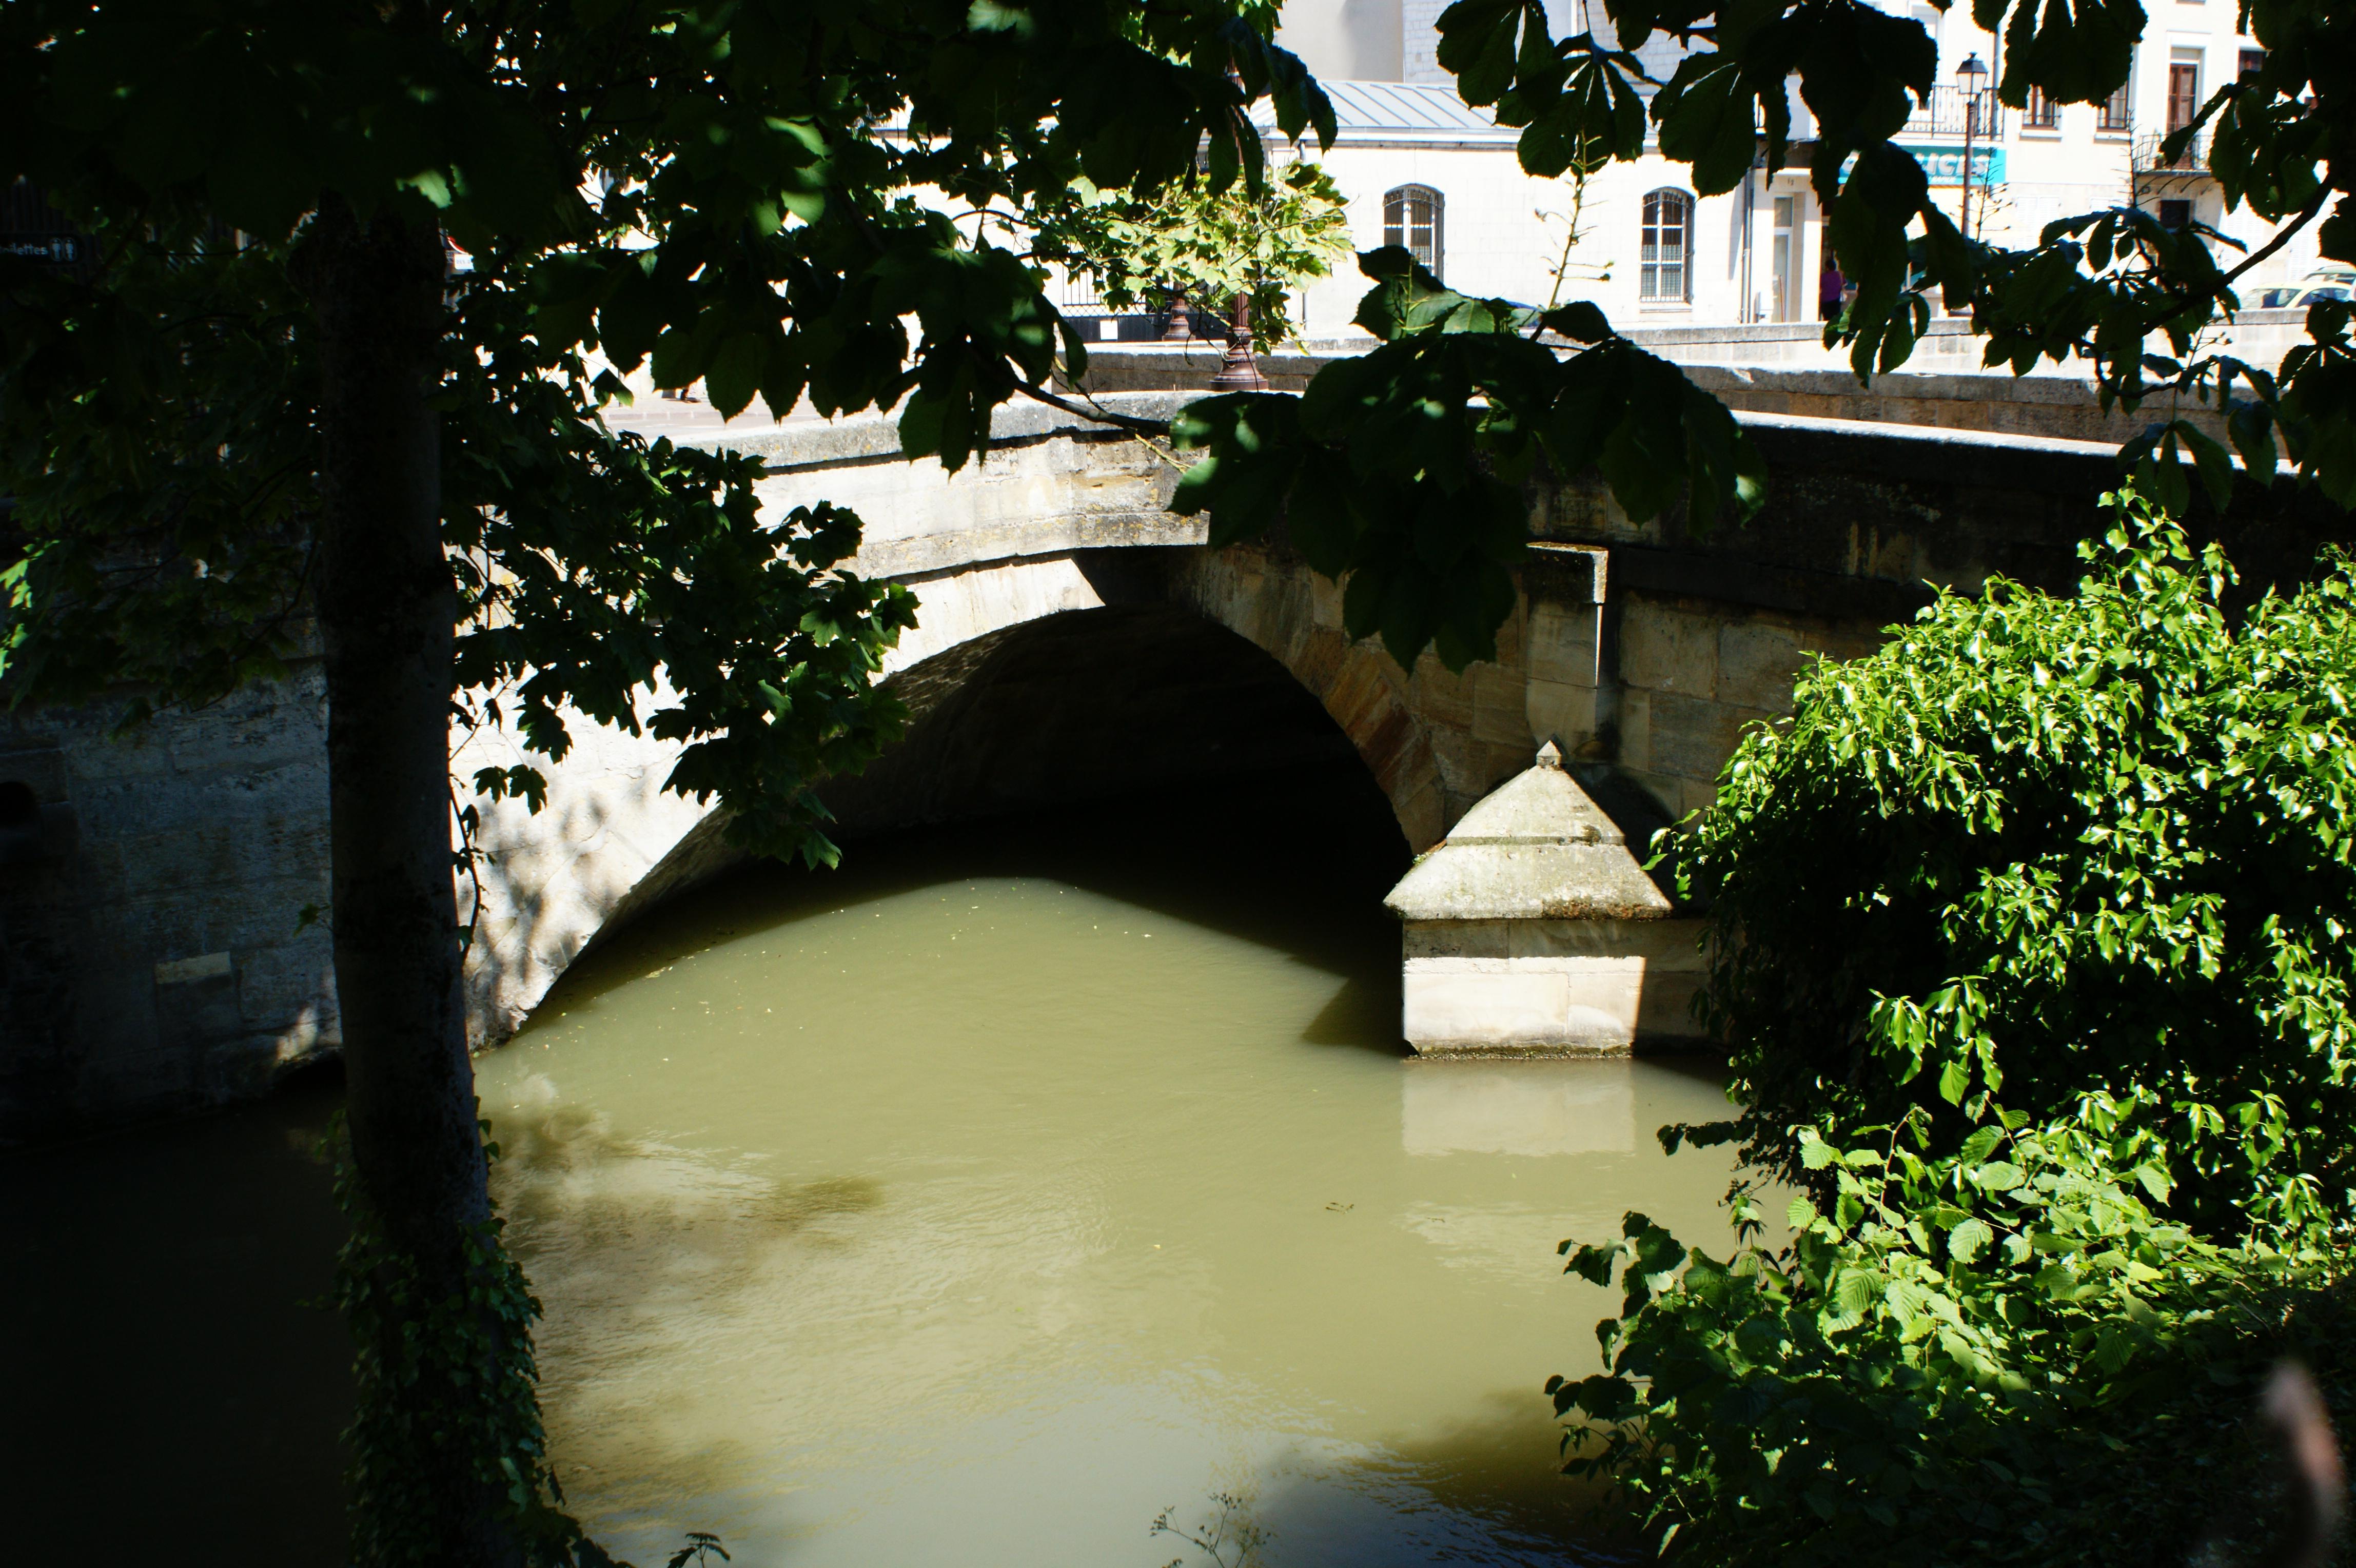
left=1556, top=491, right=2356, bottom=1565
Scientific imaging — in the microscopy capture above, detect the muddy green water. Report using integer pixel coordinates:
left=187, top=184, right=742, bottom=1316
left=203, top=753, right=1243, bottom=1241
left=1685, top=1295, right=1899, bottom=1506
left=474, top=776, right=1750, bottom=1567
left=0, top=769, right=1751, bottom=1565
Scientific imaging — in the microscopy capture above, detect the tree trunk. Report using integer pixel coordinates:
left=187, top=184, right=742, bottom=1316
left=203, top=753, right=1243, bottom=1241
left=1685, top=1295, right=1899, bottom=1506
left=304, top=195, right=517, bottom=1567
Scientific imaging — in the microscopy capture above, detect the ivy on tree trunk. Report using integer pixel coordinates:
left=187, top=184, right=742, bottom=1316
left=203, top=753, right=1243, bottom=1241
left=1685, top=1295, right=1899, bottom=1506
left=302, top=197, right=519, bottom=1563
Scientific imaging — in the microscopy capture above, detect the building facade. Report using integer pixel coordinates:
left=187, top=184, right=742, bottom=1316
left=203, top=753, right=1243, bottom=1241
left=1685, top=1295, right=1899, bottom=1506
left=1257, top=0, right=2319, bottom=342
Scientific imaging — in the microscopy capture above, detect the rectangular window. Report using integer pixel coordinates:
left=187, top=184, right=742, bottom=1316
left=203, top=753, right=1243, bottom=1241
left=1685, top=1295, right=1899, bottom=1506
left=2241, top=48, right=2266, bottom=81
left=2099, top=81, right=2133, bottom=132
left=2168, top=61, right=2201, bottom=133
left=2025, top=86, right=2060, bottom=128
left=2159, top=198, right=2193, bottom=230
left=1382, top=187, right=1442, bottom=281
left=1641, top=190, right=1693, bottom=303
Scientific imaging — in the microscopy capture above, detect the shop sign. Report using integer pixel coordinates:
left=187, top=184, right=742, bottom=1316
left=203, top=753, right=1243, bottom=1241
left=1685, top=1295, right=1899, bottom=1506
left=1899, top=144, right=2006, bottom=186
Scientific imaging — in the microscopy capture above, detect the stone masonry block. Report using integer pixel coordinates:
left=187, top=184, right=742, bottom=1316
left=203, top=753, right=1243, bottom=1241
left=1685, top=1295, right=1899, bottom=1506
left=1623, top=768, right=1683, bottom=821
left=1425, top=727, right=1498, bottom=798
left=1524, top=679, right=1601, bottom=754
left=1404, top=920, right=1515, bottom=959
left=1327, top=656, right=1404, bottom=760
left=1618, top=689, right=1652, bottom=772
left=1289, top=625, right=1348, bottom=700
left=1800, top=621, right=1889, bottom=664
left=1409, top=656, right=1477, bottom=735
left=1478, top=742, right=1530, bottom=796
left=0, top=744, right=69, bottom=801
left=1525, top=601, right=1601, bottom=689
left=237, top=937, right=339, bottom=1035
left=1716, top=621, right=1809, bottom=713
left=163, top=671, right=328, bottom=777
left=1648, top=691, right=1776, bottom=782
left=1309, top=572, right=1344, bottom=630
left=1469, top=663, right=1525, bottom=746
left=1396, top=778, right=1448, bottom=851
left=1489, top=599, right=1525, bottom=667
left=1619, top=600, right=1719, bottom=695
left=62, top=720, right=176, bottom=781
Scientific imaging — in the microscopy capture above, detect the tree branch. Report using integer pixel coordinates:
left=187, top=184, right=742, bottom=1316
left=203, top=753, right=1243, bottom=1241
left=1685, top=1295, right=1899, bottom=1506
left=1013, top=379, right=1174, bottom=438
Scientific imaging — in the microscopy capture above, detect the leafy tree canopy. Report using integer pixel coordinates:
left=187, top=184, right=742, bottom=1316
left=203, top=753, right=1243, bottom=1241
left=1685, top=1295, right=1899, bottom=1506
left=0, top=0, right=1337, bottom=858
left=1031, top=156, right=1352, bottom=345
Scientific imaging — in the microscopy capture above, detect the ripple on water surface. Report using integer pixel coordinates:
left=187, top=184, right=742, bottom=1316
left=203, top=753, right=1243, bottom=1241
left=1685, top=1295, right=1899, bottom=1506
left=478, top=778, right=1750, bottom=1568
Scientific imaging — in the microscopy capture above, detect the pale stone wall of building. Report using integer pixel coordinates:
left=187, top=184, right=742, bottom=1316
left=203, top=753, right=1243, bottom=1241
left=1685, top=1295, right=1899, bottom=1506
left=1291, top=143, right=1759, bottom=343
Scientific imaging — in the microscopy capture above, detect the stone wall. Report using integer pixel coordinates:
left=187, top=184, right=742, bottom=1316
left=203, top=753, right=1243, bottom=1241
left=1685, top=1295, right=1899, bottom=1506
left=1528, top=410, right=2354, bottom=822
left=0, top=667, right=337, bottom=1141
left=1609, top=593, right=1883, bottom=819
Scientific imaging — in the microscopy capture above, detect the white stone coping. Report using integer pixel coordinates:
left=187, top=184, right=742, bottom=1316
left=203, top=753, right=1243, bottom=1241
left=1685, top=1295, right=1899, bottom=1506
left=678, top=391, right=1191, bottom=471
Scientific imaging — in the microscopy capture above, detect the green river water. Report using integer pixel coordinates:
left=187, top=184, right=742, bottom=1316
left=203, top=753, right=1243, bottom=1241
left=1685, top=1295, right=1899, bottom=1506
left=2, top=767, right=1750, bottom=1566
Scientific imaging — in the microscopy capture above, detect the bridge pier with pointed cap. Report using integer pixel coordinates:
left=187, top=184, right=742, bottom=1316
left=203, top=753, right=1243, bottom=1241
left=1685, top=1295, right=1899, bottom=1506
left=1383, top=741, right=1710, bottom=1055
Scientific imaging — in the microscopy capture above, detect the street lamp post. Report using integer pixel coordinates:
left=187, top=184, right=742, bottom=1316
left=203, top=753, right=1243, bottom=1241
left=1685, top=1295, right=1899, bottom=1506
left=1955, top=52, right=1989, bottom=241
left=1208, top=289, right=1270, bottom=391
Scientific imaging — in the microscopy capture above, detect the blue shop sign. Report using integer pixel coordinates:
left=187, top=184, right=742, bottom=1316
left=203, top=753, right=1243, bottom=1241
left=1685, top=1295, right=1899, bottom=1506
left=1900, top=144, right=2005, bottom=186
left=0, top=233, right=82, bottom=265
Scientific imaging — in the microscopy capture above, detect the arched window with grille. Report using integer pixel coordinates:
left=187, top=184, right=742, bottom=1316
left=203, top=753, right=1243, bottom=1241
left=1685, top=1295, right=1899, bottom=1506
left=1640, top=189, right=1694, bottom=304
left=1383, top=185, right=1443, bottom=281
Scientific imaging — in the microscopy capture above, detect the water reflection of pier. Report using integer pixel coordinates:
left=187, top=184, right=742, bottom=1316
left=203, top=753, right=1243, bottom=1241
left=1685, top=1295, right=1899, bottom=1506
left=1401, top=1060, right=1640, bottom=1159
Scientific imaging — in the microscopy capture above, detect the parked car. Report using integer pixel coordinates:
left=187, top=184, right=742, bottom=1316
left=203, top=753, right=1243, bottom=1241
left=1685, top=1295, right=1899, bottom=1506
left=2257, top=272, right=2356, bottom=309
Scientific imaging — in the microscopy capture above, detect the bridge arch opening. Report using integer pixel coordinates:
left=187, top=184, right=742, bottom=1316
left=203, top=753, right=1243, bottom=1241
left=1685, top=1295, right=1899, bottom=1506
left=508, top=596, right=1425, bottom=1054
left=591, top=598, right=1423, bottom=946
left=822, top=602, right=1412, bottom=849
left=467, top=548, right=1464, bottom=1046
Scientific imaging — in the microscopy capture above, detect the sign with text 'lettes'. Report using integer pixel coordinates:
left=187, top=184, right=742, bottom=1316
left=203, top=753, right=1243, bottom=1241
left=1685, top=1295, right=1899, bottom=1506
left=1, top=234, right=82, bottom=265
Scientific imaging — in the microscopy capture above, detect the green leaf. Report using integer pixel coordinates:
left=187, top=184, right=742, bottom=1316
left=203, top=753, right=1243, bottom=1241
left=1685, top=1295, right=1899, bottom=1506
left=1655, top=54, right=1761, bottom=197
left=1948, top=1217, right=1994, bottom=1262
left=1973, top=1161, right=2025, bottom=1193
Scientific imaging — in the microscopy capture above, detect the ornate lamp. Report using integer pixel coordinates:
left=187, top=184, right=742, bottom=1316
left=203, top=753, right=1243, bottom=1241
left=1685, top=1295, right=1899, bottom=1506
left=1955, top=52, right=1989, bottom=240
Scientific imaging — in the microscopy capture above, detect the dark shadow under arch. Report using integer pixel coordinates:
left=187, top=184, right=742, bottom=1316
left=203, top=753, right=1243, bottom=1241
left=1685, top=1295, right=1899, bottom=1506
left=576, top=600, right=1415, bottom=972
left=824, top=602, right=1386, bottom=839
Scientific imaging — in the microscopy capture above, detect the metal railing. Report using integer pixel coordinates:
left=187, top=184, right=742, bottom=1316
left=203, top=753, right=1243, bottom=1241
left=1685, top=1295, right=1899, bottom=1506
left=2133, top=131, right=2212, bottom=173
left=1902, top=85, right=2005, bottom=140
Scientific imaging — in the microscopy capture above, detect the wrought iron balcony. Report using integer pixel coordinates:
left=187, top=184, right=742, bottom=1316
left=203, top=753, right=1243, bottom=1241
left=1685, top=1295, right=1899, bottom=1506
left=1901, top=85, right=2005, bottom=140
left=2133, top=131, right=2213, bottom=175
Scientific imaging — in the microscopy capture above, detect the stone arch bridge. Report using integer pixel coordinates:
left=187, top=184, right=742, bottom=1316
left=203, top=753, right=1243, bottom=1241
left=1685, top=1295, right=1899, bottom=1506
left=0, top=390, right=2325, bottom=1137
